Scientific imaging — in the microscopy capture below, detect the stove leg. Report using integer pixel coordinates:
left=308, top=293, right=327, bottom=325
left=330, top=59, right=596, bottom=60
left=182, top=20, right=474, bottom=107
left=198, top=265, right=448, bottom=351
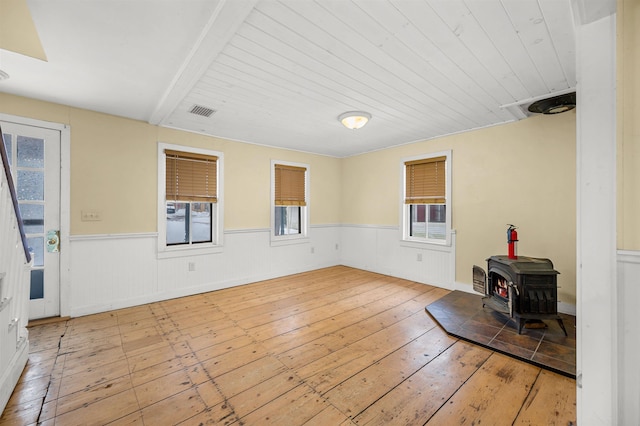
left=517, top=318, right=525, bottom=334
left=557, top=318, right=568, bottom=336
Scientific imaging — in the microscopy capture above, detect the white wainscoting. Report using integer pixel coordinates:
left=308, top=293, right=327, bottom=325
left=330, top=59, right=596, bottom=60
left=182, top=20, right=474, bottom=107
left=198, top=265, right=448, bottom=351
left=68, top=233, right=158, bottom=316
left=617, top=250, right=640, bottom=425
left=339, top=225, right=456, bottom=288
left=64, top=222, right=637, bottom=423
left=68, top=225, right=341, bottom=317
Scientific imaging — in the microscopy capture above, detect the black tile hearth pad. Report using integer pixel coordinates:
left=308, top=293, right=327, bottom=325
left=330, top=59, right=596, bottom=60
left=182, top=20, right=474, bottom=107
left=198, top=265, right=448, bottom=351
left=426, top=290, right=576, bottom=378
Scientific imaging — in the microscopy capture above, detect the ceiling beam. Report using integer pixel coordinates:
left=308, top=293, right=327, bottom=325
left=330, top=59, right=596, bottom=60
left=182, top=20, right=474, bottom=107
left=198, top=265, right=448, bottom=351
left=148, top=0, right=258, bottom=125
left=571, top=0, right=616, bottom=25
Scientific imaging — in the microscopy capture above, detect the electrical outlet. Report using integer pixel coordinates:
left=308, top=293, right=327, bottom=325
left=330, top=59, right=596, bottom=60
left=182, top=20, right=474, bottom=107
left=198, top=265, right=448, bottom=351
left=310, top=247, right=315, bottom=254
left=188, top=262, right=196, bottom=272
left=335, top=243, right=339, bottom=250
left=81, top=210, right=102, bottom=221
left=417, top=253, right=423, bottom=262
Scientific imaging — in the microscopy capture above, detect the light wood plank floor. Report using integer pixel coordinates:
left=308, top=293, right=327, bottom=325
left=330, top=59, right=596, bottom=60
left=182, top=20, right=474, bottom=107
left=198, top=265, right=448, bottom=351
left=1, top=266, right=576, bottom=425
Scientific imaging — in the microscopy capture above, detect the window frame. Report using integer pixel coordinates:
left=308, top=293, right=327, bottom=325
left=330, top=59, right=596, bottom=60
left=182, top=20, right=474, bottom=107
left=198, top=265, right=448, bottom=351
left=270, top=159, right=309, bottom=246
left=157, top=143, right=224, bottom=258
left=400, top=150, right=452, bottom=247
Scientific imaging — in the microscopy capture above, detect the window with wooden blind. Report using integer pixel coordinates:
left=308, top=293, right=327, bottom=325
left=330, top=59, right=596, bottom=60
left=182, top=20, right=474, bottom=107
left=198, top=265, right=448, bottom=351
left=272, top=161, right=308, bottom=241
left=274, top=164, right=306, bottom=206
left=165, top=150, right=218, bottom=203
left=402, top=152, right=451, bottom=244
left=405, top=156, right=446, bottom=205
left=159, top=143, right=223, bottom=252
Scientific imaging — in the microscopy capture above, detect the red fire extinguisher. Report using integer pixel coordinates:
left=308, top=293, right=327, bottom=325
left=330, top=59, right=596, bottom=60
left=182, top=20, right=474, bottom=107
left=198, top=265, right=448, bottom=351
left=507, top=224, right=518, bottom=259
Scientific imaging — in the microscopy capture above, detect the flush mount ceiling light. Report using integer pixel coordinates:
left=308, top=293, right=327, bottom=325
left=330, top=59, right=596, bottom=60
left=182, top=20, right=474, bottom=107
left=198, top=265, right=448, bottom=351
left=338, top=111, right=371, bottom=130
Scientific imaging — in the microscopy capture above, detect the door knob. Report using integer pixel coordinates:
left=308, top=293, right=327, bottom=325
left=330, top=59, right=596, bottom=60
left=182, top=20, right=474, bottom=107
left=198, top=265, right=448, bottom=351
left=46, top=230, right=60, bottom=252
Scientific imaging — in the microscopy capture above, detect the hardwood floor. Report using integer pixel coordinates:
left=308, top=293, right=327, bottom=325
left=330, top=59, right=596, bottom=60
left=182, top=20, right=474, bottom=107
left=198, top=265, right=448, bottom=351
left=1, top=266, right=576, bottom=425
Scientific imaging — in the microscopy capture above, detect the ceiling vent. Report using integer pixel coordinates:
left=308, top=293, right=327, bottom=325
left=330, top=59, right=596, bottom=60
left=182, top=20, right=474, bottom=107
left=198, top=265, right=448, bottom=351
left=189, top=104, right=216, bottom=118
left=528, top=92, right=576, bottom=115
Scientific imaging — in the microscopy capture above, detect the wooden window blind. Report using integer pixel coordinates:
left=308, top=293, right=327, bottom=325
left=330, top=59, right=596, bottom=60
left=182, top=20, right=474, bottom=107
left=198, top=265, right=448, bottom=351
left=274, top=164, right=306, bottom=206
left=405, top=156, right=446, bottom=204
left=165, top=149, right=218, bottom=202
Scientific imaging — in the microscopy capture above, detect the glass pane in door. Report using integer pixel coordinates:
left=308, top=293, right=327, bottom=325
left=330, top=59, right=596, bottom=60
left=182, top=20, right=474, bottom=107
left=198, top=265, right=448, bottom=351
left=17, top=136, right=45, bottom=167
left=17, top=170, right=44, bottom=200
left=30, top=270, right=44, bottom=299
left=26, top=236, right=44, bottom=267
left=20, top=204, right=45, bottom=233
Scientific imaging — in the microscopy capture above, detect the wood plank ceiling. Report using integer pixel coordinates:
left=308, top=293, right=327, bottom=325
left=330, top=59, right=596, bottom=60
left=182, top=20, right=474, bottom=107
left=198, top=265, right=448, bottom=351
left=1, top=0, right=576, bottom=157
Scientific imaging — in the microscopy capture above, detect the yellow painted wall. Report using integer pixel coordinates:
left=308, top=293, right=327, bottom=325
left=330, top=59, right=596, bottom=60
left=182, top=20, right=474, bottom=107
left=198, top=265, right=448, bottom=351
left=70, top=109, right=157, bottom=234
left=157, top=127, right=342, bottom=230
left=618, top=0, right=640, bottom=250
left=0, top=93, right=342, bottom=234
left=10, top=4, right=640, bottom=310
left=1, top=92, right=576, bottom=304
left=342, top=112, right=577, bottom=305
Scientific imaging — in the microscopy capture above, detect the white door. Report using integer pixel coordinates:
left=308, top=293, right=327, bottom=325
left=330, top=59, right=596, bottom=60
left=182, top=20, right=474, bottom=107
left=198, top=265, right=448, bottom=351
left=1, top=121, right=61, bottom=320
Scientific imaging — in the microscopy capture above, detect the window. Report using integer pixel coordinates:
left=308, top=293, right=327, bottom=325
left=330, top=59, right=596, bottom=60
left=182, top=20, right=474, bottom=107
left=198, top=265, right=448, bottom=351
left=159, top=144, right=223, bottom=255
left=402, top=151, right=451, bottom=245
left=272, top=161, right=308, bottom=242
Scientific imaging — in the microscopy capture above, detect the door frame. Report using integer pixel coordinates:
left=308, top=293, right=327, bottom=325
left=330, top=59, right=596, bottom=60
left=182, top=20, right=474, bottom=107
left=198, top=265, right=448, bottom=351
left=0, top=113, right=71, bottom=318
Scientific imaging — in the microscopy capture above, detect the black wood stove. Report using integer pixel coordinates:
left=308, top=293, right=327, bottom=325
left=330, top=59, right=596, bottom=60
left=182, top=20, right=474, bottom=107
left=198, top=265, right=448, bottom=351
left=473, top=255, right=567, bottom=335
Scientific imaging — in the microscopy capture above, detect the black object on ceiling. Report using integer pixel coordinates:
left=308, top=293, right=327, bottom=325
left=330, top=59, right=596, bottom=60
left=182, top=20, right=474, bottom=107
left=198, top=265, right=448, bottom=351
left=528, top=92, right=576, bottom=114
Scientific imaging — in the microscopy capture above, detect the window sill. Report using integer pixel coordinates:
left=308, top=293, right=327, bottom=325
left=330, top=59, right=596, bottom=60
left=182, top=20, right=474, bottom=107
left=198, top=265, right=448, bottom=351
left=270, top=236, right=310, bottom=247
left=400, top=238, right=452, bottom=251
left=157, top=244, right=223, bottom=259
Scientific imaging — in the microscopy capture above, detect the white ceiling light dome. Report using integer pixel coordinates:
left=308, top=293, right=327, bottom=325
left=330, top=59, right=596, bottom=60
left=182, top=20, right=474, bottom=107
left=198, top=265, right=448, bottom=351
left=338, top=111, right=371, bottom=130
